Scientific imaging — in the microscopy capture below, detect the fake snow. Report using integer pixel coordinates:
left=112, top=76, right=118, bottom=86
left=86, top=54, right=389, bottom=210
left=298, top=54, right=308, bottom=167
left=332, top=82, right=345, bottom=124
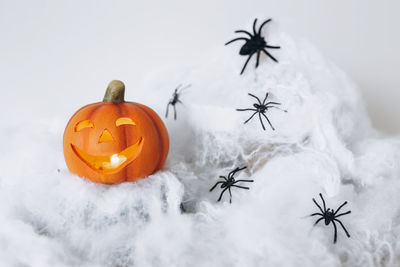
left=1, top=21, right=400, bottom=267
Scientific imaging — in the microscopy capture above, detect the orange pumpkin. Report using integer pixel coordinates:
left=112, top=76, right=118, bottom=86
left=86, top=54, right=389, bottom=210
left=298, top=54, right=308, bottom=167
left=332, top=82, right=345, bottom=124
left=63, top=80, right=169, bottom=184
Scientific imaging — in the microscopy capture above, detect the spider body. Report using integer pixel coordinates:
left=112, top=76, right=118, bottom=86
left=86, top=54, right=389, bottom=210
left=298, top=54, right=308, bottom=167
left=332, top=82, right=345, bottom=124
left=209, top=166, right=253, bottom=203
left=311, top=193, right=351, bottom=243
left=237, top=92, right=287, bottom=131
left=239, top=34, right=266, bottom=55
left=253, top=103, right=267, bottom=113
left=323, top=210, right=335, bottom=225
left=165, top=84, right=190, bottom=120
left=225, top=18, right=280, bottom=74
left=219, top=177, right=237, bottom=189
left=170, top=90, right=180, bottom=106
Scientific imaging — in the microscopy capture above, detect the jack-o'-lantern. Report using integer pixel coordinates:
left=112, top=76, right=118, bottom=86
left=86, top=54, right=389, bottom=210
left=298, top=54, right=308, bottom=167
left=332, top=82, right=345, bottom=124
left=63, top=80, right=169, bottom=184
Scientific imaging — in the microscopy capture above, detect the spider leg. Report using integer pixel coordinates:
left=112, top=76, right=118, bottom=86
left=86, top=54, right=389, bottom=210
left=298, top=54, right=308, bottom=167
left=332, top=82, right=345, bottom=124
left=165, top=103, right=170, bottom=118
left=253, top=18, right=258, bottom=35
left=262, top=48, right=278, bottom=63
left=228, top=168, right=238, bottom=179
left=228, top=166, right=247, bottom=179
left=234, top=179, right=254, bottom=183
left=234, top=30, right=253, bottom=38
left=258, top=18, right=272, bottom=35
left=265, top=101, right=281, bottom=105
left=256, top=50, right=261, bottom=67
left=231, top=185, right=250, bottom=190
left=240, top=53, right=254, bottom=75
left=178, top=84, right=192, bottom=94
left=258, top=113, right=266, bottom=130
left=175, top=84, right=182, bottom=91
left=334, top=201, right=348, bottom=215
left=225, top=37, right=249, bottom=46
left=310, top=213, right=323, bottom=217
left=261, top=113, right=275, bottom=131
left=335, top=211, right=351, bottom=218
left=334, top=219, right=351, bottom=238
left=173, top=105, right=177, bottom=120
left=228, top=187, right=232, bottom=203
left=210, top=181, right=224, bottom=192
left=248, top=93, right=262, bottom=105
left=262, top=92, right=269, bottom=105
left=319, top=193, right=327, bottom=212
left=266, top=106, right=288, bottom=112
left=265, top=45, right=280, bottom=49
left=177, top=99, right=183, bottom=105
left=237, top=166, right=247, bottom=172
left=312, top=198, right=324, bottom=214
left=218, top=187, right=229, bottom=202
left=243, top=111, right=258, bottom=124
left=332, top=220, right=338, bottom=243
left=314, top=217, right=324, bottom=226
left=219, top=176, right=228, bottom=181
left=236, top=108, right=257, bottom=112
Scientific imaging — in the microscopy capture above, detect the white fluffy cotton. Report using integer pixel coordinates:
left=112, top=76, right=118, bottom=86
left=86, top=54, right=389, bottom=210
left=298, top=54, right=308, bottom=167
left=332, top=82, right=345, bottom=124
left=1, top=20, right=400, bottom=267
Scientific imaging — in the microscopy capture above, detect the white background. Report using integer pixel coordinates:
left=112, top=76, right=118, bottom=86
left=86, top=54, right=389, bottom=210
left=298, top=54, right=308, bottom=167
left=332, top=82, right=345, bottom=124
left=1, top=0, right=399, bottom=133
left=1, top=2, right=400, bottom=266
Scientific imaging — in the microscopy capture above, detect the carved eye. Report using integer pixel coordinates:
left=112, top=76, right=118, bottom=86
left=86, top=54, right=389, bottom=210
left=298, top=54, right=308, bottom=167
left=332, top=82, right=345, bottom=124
left=75, top=120, right=94, bottom=132
left=116, top=117, right=136, bottom=127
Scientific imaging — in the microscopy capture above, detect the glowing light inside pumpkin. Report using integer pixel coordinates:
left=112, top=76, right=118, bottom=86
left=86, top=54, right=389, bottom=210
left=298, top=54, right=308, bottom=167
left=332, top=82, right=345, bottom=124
left=98, top=129, right=114, bottom=143
left=71, top=137, right=144, bottom=173
left=110, top=154, right=120, bottom=165
left=116, top=117, right=136, bottom=126
left=75, top=120, right=93, bottom=132
left=102, top=154, right=127, bottom=170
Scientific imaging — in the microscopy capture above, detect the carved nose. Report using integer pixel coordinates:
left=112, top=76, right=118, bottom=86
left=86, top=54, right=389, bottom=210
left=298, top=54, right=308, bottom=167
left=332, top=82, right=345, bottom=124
left=99, top=129, right=114, bottom=143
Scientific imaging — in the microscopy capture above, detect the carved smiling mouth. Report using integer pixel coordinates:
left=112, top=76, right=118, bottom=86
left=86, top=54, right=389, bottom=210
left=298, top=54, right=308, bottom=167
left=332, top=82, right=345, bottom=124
left=71, top=137, right=144, bottom=174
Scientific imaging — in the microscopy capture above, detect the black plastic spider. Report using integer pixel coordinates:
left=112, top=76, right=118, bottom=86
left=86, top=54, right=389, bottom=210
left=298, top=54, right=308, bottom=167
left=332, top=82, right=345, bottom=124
left=209, top=166, right=253, bottom=203
left=311, top=193, right=351, bottom=244
left=236, top=92, right=287, bottom=131
left=225, top=18, right=280, bottom=75
left=165, top=84, right=190, bottom=120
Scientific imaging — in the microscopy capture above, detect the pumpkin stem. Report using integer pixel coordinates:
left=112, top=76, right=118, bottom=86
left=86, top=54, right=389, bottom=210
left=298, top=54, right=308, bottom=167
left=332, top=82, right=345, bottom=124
left=103, top=80, right=125, bottom=103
